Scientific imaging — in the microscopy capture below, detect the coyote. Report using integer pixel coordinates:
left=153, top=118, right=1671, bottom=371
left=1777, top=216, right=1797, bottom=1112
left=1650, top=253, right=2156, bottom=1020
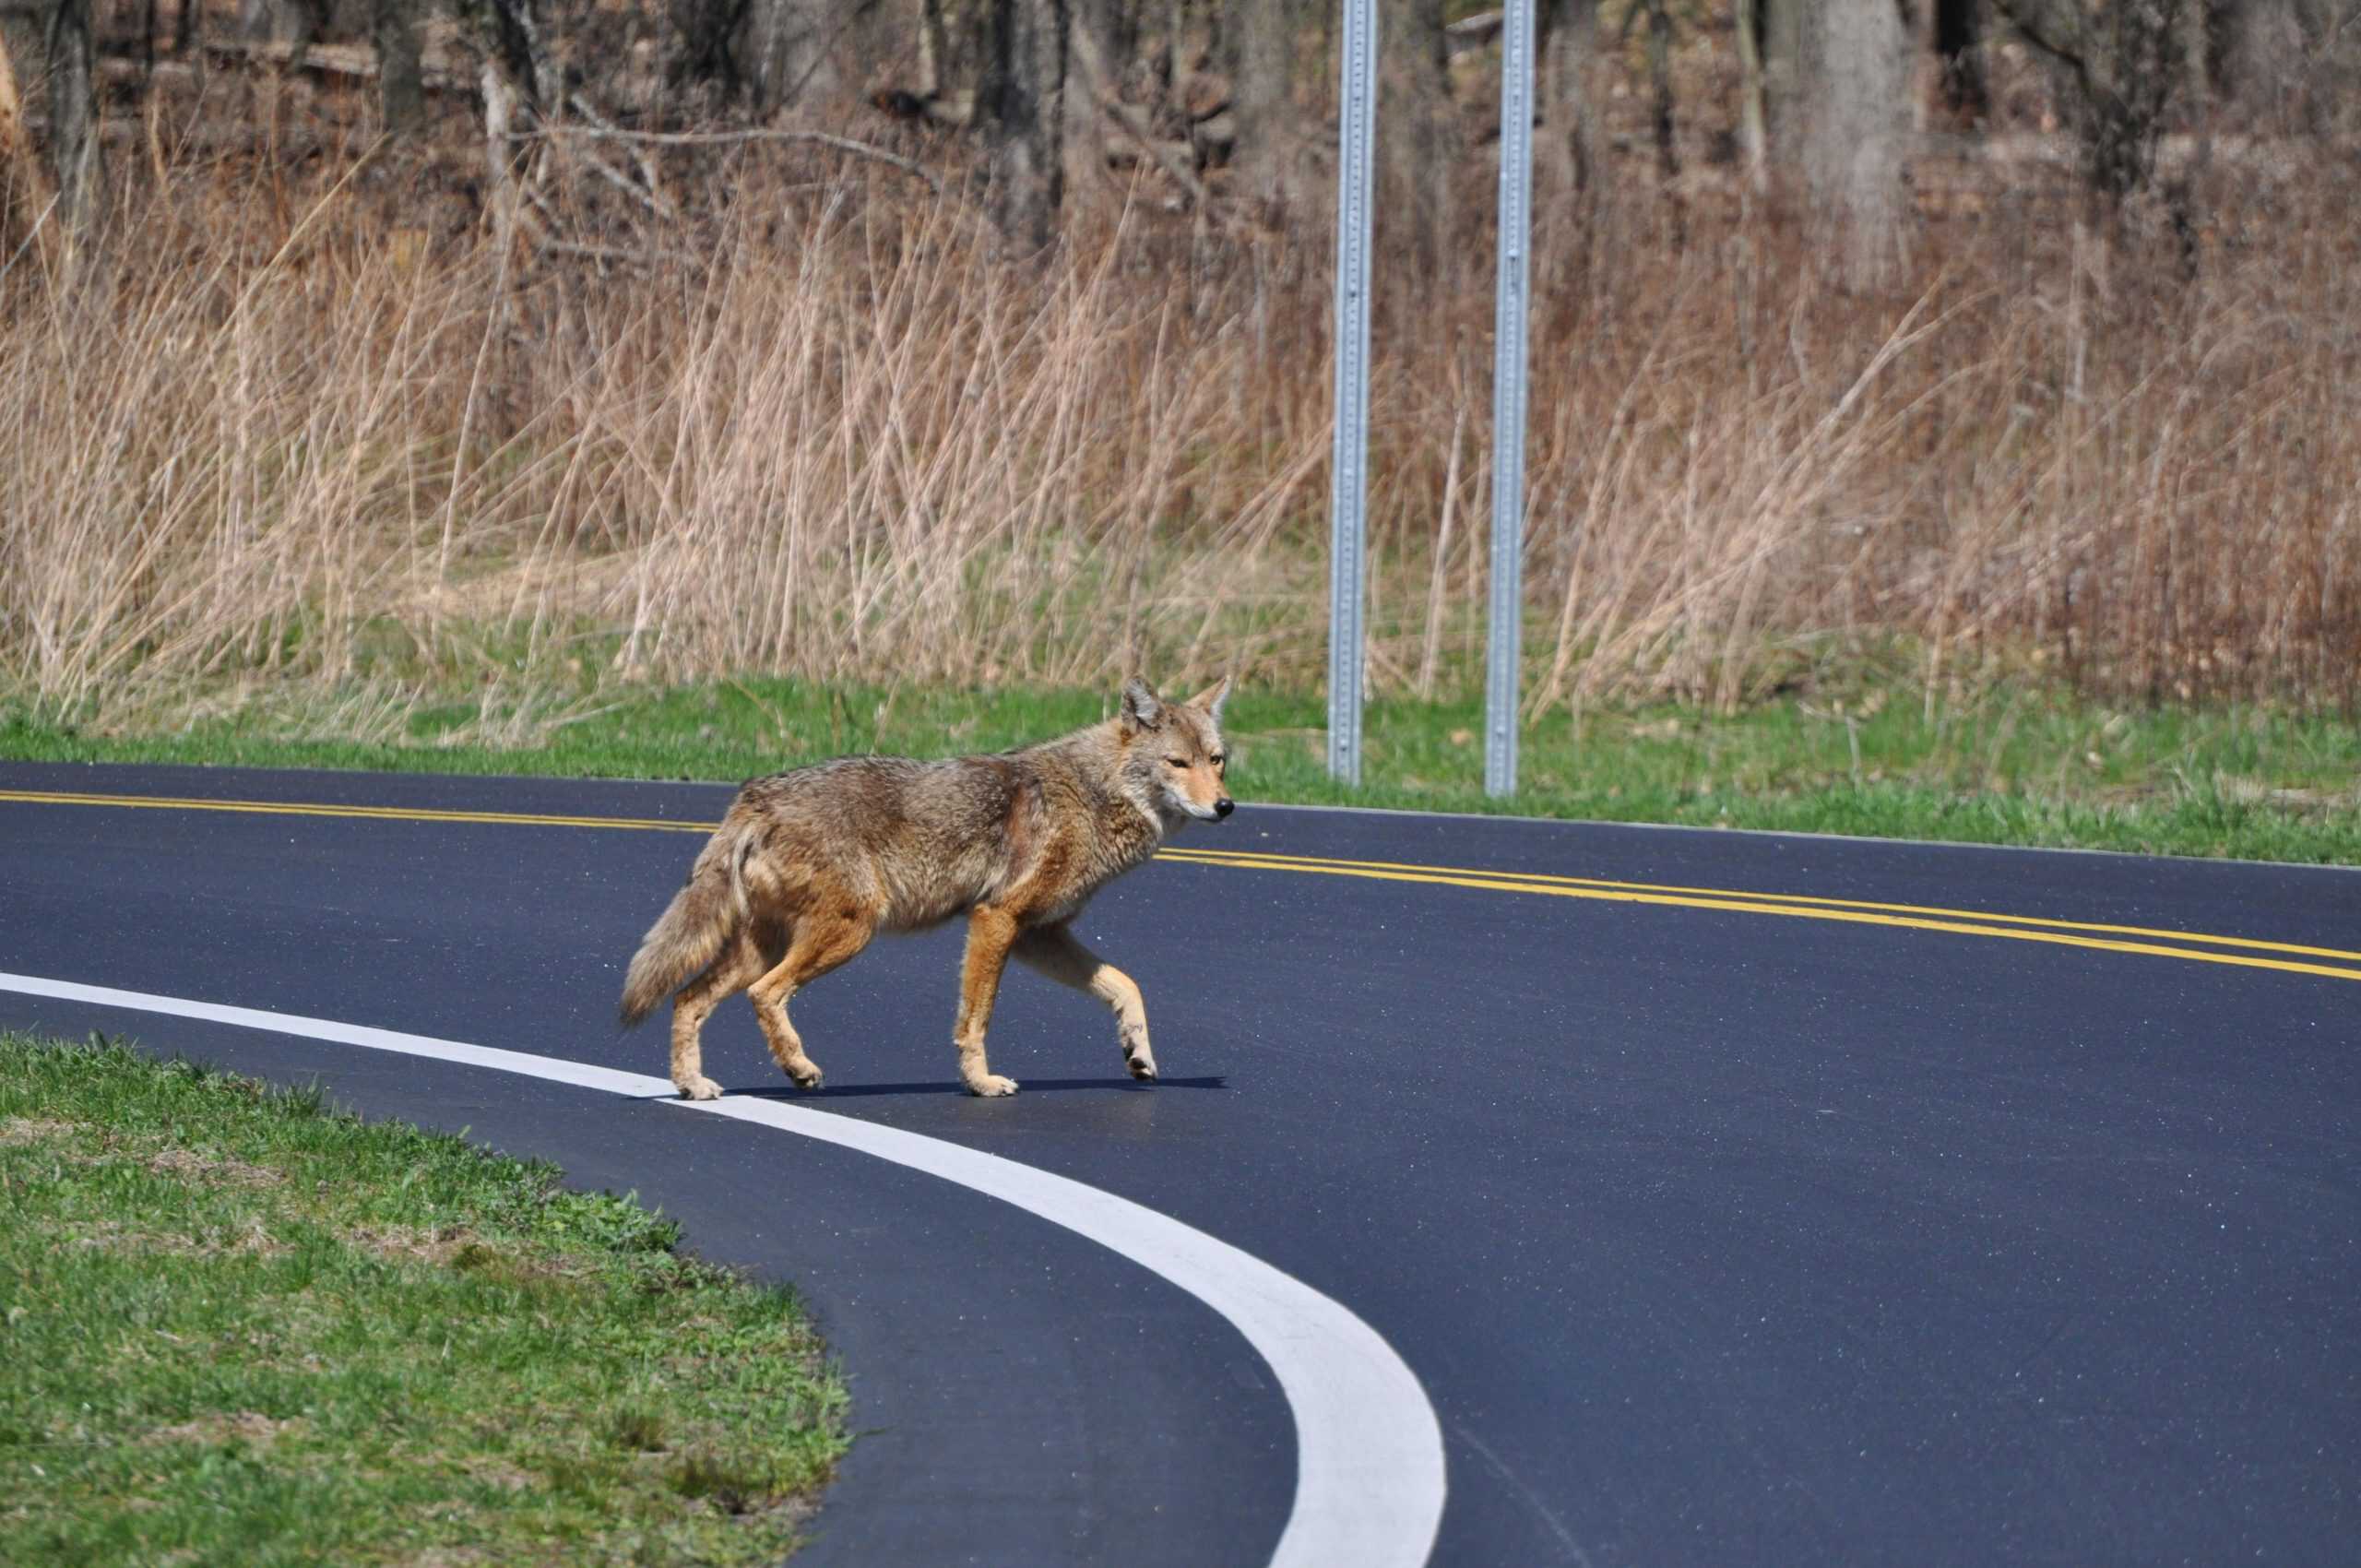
left=619, top=677, right=1234, bottom=1099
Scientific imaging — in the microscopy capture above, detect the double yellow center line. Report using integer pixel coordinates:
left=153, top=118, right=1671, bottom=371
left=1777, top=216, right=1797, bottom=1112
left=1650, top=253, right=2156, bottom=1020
left=6, top=786, right=2358, bottom=986
left=1157, top=847, right=2361, bottom=983
left=0, top=788, right=715, bottom=837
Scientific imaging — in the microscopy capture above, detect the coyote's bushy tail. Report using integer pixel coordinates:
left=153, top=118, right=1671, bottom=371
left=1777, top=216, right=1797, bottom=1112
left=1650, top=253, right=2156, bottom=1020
left=618, top=829, right=749, bottom=1028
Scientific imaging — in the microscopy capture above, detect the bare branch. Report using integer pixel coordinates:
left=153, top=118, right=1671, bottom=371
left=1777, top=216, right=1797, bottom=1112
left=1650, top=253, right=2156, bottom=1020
left=540, top=237, right=703, bottom=268
left=570, top=89, right=670, bottom=216
left=1990, top=0, right=2094, bottom=95
left=572, top=143, right=681, bottom=224
left=514, top=125, right=943, bottom=197
left=1069, top=16, right=1209, bottom=209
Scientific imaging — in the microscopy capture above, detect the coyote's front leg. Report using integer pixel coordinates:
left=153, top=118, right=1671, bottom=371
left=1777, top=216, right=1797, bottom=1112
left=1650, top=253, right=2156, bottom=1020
left=954, top=906, right=1023, bottom=1096
left=1013, top=923, right=1156, bottom=1081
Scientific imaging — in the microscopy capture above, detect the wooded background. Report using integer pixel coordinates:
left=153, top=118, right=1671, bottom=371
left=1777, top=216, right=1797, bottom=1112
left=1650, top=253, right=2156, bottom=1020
left=7, top=1, right=2354, bottom=269
left=4, top=4, right=2359, bottom=727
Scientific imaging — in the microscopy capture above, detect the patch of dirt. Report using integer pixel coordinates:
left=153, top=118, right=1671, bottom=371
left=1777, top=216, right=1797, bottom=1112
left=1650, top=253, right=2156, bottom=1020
left=342, top=1224, right=585, bottom=1284
left=343, top=1222, right=476, bottom=1265
left=72, top=1218, right=286, bottom=1257
left=461, top=1456, right=536, bottom=1493
left=146, top=1146, right=287, bottom=1188
left=0, top=1117, right=79, bottom=1146
left=142, top=1410, right=303, bottom=1450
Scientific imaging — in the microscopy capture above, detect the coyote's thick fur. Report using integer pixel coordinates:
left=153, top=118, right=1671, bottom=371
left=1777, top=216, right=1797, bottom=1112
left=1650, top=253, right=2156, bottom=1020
left=620, top=677, right=1233, bottom=1099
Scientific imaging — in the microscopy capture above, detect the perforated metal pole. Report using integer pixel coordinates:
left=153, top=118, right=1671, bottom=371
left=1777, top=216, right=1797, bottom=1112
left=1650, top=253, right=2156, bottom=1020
left=1328, top=0, right=1379, bottom=787
left=1484, top=0, right=1536, bottom=799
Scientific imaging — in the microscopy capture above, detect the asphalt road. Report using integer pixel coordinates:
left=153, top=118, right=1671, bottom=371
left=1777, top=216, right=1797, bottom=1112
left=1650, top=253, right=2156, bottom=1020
left=4, top=759, right=2358, bottom=1565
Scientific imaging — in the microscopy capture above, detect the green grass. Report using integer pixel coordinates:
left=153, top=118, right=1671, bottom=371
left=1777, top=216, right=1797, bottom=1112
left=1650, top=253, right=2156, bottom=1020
left=6, top=672, right=2360, bottom=863
left=0, top=1033, right=847, bottom=1567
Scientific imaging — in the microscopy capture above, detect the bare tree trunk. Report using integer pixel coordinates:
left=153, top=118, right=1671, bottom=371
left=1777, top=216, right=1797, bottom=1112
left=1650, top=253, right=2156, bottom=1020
left=1538, top=0, right=1603, bottom=196
left=919, top=0, right=948, bottom=94
left=1062, top=0, right=1119, bottom=208
left=481, top=0, right=560, bottom=115
left=0, top=22, right=29, bottom=169
left=1158, top=0, right=1182, bottom=95
left=1379, top=0, right=1455, bottom=278
left=1761, top=0, right=1805, bottom=160
left=370, top=0, right=426, bottom=136
left=0, top=18, right=59, bottom=259
left=981, top=0, right=1067, bottom=253
left=1735, top=0, right=1770, bottom=189
left=46, top=0, right=105, bottom=244
left=1070, top=6, right=1207, bottom=208
left=1804, top=0, right=1913, bottom=288
left=1642, top=0, right=1676, bottom=184
left=238, top=0, right=324, bottom=51
left=482, top=57, right=524, bottom=260
left=1227, top=0, right=1309, bottom=223
left=1935, top=0, right=1989, bottom=118
left=2209, top=0, right=2322, bottom=132
left=741, top=0, right=842, bottom=113
left=1996, top=0, right=2189, bottom=206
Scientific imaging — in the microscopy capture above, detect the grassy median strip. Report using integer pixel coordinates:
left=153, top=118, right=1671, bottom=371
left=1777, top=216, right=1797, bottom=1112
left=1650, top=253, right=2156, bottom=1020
left=0, top=1032, right=847, bottom=1566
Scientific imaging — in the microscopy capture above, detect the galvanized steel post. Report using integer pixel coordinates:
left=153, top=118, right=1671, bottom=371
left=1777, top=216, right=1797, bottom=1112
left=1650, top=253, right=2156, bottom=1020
left=1328, top=0, right=1379, bottom=787
left=1484, top=0, right=1536, bottom=799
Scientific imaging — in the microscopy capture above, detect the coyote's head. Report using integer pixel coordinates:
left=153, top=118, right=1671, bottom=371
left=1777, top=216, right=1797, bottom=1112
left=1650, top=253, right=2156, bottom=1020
left=1118, top=676, right=1234, bottom=826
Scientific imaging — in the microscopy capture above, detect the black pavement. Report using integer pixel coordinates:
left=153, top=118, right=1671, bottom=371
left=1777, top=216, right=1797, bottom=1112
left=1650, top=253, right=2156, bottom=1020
left=4, top=760, right=2356, bottom=1566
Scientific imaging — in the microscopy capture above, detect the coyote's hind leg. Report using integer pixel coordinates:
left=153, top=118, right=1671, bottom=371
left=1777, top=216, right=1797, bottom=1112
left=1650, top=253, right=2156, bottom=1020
left=746, top=909, right=876, bottom=1091
left=670, top=933, right=765, bottom=1100
left=1013, top=923, right=1156, bottom=1081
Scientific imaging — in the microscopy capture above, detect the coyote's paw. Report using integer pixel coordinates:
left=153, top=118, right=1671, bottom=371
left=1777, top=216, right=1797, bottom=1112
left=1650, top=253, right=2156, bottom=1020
left=965, top=1073, right=1020, bottom=1098
left=1125, top=1051, right=1159, bottom=1083
left=676, top=1075, right=725, bottom=1101
left=783, top=1061, right=824, bottom=1091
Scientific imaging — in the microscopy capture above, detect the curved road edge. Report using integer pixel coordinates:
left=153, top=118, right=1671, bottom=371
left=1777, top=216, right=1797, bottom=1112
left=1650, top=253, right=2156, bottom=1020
left=0, top=968, right=1448, bottom=1568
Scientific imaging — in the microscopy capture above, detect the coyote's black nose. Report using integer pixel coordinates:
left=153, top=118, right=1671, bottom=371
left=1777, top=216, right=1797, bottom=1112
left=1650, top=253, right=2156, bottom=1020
left=1214, top=797, right=1234, bottom=819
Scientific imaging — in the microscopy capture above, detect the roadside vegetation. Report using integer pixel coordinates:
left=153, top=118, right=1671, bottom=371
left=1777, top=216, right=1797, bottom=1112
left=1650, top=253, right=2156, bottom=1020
left=7, top=666, right=2359, bottom=863
left=2, top=6, right=2355, bottom=868
left=0, top=1032, right=847, bottom=1566
left=9, top=172, right=2355, bottom=729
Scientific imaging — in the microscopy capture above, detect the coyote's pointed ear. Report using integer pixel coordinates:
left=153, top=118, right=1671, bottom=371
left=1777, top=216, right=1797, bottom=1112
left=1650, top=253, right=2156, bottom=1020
left=1119, top=677, right=1164, bottom=733
left=1187, top=676, right=1231, bottom=722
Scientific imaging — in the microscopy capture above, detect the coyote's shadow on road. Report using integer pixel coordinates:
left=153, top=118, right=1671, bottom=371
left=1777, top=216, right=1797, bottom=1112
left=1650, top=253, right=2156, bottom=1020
left=734, top=1075, right=1228, bottom=1100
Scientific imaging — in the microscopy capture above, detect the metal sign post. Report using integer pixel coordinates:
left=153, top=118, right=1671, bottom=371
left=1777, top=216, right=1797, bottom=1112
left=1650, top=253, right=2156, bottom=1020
left=1328, top=0, right=1378, bottom=787
left=1484, top=1, right=1536, bottom=799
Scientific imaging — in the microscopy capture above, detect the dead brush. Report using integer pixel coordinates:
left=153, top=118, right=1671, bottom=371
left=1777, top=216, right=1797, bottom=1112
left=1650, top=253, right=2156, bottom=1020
left=3, top=150, right=2357, bottom=733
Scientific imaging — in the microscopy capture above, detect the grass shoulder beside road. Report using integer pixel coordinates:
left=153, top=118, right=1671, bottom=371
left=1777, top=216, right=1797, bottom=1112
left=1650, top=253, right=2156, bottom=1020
left=5, top=676, right=2358, bottom=864
left=0, top=1033, right=846, bottom=1567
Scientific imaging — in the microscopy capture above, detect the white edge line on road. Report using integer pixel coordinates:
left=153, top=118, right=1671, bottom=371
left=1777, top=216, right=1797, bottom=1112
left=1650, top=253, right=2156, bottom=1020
left=0, top=969, right=1448, bottom=1568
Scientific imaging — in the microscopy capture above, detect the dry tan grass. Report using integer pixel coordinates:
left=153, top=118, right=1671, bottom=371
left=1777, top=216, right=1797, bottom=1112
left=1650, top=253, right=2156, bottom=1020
left=144, top=1145, right=286, bottom=1187
left=140, top=1411, right=303, bottom=1450
left=4, top=146, right=2357, bottom=730
left=0, top=1116, right=78, bottom=1145
left=68, top=1217, right=286, bottom=1256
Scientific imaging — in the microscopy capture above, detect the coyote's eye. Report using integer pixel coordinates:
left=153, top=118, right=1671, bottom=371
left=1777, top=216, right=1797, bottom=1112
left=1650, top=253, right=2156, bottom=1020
left=1166, top=755, right=1189, bottom=768
left=1211, top=754, right=1226, bottom=767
